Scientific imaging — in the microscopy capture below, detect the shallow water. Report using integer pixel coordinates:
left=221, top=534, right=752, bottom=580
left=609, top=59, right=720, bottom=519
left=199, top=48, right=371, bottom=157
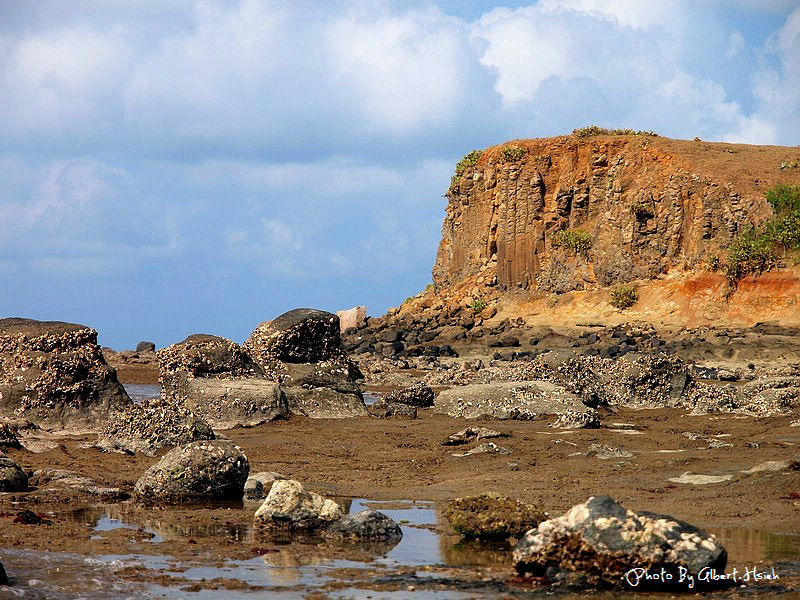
left=2, top=500, right=799, bottom=599
left=122, top=384, right=160, bottom=404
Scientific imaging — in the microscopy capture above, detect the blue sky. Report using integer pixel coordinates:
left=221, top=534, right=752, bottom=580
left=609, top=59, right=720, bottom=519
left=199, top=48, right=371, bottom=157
left=1, top=0, right=798, bottom=349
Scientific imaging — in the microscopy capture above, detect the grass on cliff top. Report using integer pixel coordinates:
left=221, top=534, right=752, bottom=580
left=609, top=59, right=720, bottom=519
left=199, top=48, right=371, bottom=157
left=573, top=125, right=659, bottom=138
left=449, top=149, right=483, bottom=190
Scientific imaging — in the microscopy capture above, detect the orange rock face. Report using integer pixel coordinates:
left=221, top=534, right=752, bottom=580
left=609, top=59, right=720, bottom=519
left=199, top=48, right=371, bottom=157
left=434, top=134, right=798, bottom=294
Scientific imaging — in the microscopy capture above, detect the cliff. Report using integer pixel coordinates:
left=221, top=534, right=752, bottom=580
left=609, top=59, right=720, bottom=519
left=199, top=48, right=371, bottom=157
left=434, top=133, right=798, bottom=294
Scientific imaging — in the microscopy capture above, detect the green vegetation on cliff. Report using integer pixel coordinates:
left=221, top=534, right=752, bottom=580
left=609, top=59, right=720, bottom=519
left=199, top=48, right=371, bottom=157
left=725, top=183, right=800, bottom=288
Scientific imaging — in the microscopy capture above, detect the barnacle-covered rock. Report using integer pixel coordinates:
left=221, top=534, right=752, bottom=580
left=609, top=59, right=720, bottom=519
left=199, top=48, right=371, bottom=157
left=434, top=381, right=589, bottom=420
left=513, top=495, right=727, bottom=588
left=134, top=440, right=249, bottom=503
left=244, top=309, right=347, bottom=365
left=101, top=398, right=215, bottom=456
left=444, top=494, right=544, bottom=540
left=0, top=318, right=130, bottom=432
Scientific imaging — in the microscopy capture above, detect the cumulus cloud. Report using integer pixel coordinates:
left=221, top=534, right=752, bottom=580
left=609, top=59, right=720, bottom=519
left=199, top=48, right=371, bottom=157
left=0, top=0, right=797, bottom=346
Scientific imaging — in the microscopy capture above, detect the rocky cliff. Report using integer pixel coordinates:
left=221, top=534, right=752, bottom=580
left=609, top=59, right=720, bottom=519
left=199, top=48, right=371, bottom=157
left=435, top=133, right=799, bottom=294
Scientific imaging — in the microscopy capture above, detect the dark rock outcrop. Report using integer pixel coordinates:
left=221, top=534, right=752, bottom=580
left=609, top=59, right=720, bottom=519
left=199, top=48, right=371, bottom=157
left=0, top=456, right=28, bottom=492
left=0, top=318, right=131, bottom=432
left=134, top=440, right=249, bottom=503
left=244, top=309, right=347, bottom=364
left=383, top=382, right=435, bottom=407
left=513, top=495, right=727, bottom=588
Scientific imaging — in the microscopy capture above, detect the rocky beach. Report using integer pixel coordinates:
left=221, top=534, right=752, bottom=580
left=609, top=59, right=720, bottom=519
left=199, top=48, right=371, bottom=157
left=2, top=132, right=800, bottom=598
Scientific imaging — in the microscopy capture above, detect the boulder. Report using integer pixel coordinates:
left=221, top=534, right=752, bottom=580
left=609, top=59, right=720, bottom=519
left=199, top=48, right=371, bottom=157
left=134, top=440, right=249, bottom=503
left=368, top=400, right=417, bottom=419
left=444, top=494, right=544, bottom=540
left=244, top=309, right=347, bottom=365
left=383, top=382, right=435, bottom=407
left=513, top=495, right=727, bottom=588
left=0, top=318, right=131, bottom=432
left=336, top=306, right=367, bottom=332
left=434, top=381, right=590, bottom=420
left=0, top=456, right=28, bottom=492
left=244, top=471, right=287, bottom=500
left=135, top=341, right=156, bottom=352
left=254, top=479, right=343, bottom=531
left=322, top=509, right=402, bottom=542
left=0, top=560, right=6, bottom=585
left=159, top=334, right=290, bottom=428
left=102, top=398, right=215, bottom=456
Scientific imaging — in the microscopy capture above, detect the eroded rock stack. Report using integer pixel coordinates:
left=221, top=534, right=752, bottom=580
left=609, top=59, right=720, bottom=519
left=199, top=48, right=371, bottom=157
left=159, top=334, right=289, bottom=429
left=244, top=309, right=366, bottom=418
left=0, top=318, right=130, bottom=431
left=158, top=309, right=367, bottom=422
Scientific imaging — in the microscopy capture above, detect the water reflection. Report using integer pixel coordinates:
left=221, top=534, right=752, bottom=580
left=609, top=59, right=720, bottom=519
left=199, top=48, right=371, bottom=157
left=31, top=500, right=800, bottom=598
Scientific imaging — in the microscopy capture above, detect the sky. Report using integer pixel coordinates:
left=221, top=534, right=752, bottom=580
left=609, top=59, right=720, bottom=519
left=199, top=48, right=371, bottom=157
left=1, top=0, right=798, bottom=349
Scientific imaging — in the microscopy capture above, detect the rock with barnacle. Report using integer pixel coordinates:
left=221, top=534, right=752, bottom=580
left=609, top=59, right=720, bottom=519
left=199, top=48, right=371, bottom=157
left=513, top=495, right=727, bottom=589
left=134, top=440, right=249, bottom=503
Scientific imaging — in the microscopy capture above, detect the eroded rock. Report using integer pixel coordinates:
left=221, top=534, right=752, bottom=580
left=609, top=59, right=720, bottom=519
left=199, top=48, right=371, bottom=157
left=0, top=318, right=131, bottom=432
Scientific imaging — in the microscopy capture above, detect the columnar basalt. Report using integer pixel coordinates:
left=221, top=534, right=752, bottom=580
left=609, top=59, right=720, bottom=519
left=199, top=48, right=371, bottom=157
left=434, top=135, right=779, bottom=293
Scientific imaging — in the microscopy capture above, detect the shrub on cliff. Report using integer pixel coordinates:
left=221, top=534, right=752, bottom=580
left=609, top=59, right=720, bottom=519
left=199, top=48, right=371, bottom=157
left=450, top=150, right=483, bottom=189
left=610, top=285, right=638, bottom=310
left=554, top=229, right=593, bottom=257
left=573, top=125, right=659, bottom=138
left=499, top=145, right=526, bottom=163
left=764, top=184, right=800, bottom=251
left=724, top=231, right=775, bottom=285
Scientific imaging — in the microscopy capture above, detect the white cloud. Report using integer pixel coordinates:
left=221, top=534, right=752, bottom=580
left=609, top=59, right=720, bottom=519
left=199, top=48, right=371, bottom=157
left=749, top=5, right=800, bottom=145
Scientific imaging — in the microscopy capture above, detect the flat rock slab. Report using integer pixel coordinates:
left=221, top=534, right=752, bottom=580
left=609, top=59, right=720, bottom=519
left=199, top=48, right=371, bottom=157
left=435, top=381, right=588, bottom=420
left=442, top=427, right=508, bottom=446
left=285, top=387, right=367, bottom=418
left=668, top=472, right=736, bottom=485
left=451, top=442, right=512, bottom=457
left=741, top=460, right=789, bottom=474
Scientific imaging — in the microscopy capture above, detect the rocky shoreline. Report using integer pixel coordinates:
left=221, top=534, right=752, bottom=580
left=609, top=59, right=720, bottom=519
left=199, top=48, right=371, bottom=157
left=1, top=310, right=799, bottom=596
